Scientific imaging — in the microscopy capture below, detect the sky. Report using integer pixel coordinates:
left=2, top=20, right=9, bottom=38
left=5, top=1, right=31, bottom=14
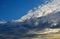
left=0, top=0, right=50, bottom=21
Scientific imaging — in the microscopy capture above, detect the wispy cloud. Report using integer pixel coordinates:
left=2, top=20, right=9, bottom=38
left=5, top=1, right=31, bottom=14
left=0, top=21, right=6, bottom=24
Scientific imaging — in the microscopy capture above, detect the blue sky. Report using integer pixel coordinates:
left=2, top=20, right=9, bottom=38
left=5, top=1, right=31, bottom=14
left=0, top=0, right=50, bottom=21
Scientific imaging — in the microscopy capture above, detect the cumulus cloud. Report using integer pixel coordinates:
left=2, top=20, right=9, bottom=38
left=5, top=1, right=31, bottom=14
left=11, top=0, right=60, bottom=36
left=15, top=0, right=60, bottom=22
left=0, top=0, right=60, bottom=39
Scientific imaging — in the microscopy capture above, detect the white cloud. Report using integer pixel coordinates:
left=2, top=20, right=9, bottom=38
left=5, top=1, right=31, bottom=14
left=0, top=21, right=6, bottom=24
left=15, top=0, right=60, bottom=22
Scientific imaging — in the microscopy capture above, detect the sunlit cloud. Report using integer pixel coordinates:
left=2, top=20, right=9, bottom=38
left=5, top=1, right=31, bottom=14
left=0, top=0, right=60, bottom=39
left=15, top=0, right=60, bottom=23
